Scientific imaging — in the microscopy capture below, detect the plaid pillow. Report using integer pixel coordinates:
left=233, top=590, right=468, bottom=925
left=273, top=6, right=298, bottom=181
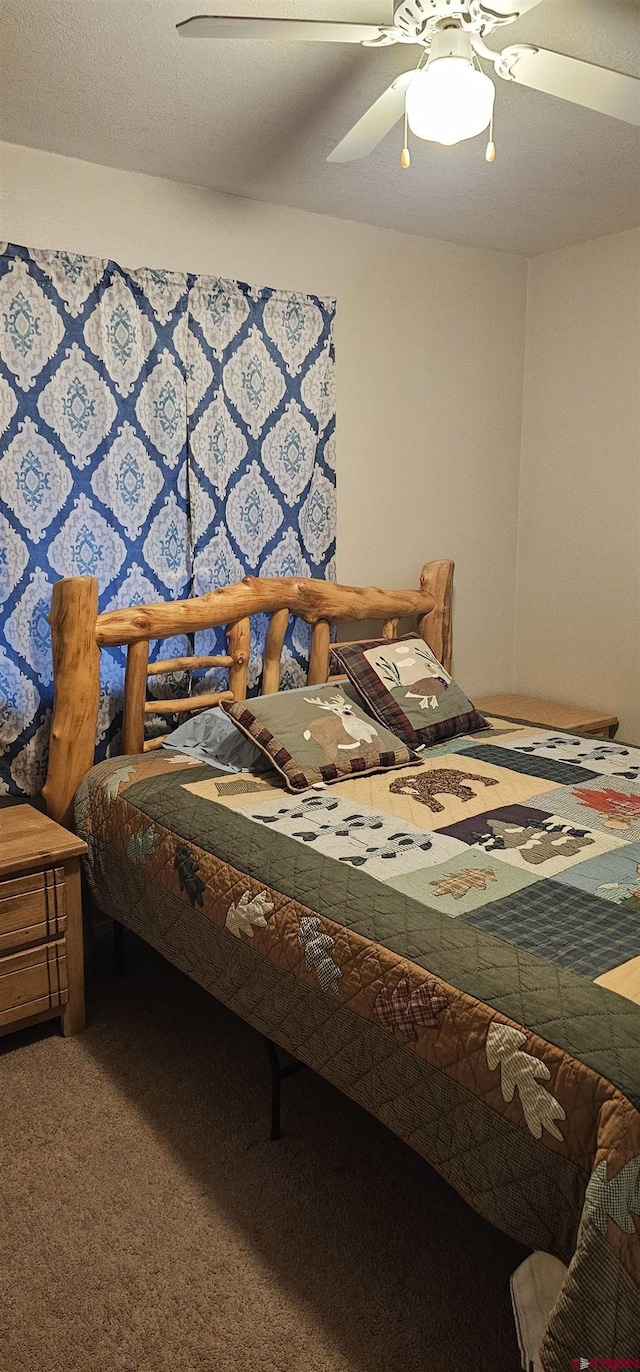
left=220, top=683, right=417, bottom=793
left=330, top=635, right=486, bottom=751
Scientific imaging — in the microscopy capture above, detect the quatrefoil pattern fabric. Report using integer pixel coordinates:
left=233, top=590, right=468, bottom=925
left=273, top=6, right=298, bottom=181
left=0, top=243, right=336, bottom=795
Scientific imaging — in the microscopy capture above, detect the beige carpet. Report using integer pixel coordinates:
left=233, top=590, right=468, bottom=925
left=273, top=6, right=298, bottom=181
left=0, top=937, right=527, bottom=1372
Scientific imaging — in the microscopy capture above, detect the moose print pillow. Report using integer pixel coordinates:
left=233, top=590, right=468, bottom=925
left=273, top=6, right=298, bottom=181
left=220, top=683, right=417, bottom=792
left=330, top=635, right=487, bottom=751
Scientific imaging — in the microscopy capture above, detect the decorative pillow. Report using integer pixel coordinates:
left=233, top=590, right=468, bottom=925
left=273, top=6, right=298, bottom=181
left=161, top=705, right=272, bottom=773
left=220, top=683, right=416, bottom=792
left=330, top=635, right=486, bottom=750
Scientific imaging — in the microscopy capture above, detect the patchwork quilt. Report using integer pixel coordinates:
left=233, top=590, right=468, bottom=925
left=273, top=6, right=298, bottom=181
left=75, top=718, right=640, bottom=1369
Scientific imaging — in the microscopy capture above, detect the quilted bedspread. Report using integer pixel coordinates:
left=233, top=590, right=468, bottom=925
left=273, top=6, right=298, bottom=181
left=75, top=717, right=640, bottom=1369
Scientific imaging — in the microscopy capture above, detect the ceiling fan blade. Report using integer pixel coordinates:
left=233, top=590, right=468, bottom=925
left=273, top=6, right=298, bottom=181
left=327, top=71, right=414, bottom=163
left=472, top=0, right=547, bottom=18
left=177, top=16, right=391, bottom=43
left=498, top=45, right=640, bottom=124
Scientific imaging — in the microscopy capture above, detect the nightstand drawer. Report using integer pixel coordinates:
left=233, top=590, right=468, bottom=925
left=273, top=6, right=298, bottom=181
left=0, top=940, right=68, bottom=1027
left=0, top=868, right=67, bottom=953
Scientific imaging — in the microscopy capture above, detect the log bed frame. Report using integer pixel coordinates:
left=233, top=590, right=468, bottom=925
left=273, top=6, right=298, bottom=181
left=42, top=558, right=453, bottom=828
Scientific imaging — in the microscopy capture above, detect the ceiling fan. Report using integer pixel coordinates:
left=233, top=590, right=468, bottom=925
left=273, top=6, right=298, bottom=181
left=177, top=1, right=640, bottom=167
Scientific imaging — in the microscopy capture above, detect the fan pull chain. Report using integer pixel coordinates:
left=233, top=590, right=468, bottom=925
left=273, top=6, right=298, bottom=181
left=401, top=98, right=411, bottom=169
left=486, top=109, right=496, bottom=163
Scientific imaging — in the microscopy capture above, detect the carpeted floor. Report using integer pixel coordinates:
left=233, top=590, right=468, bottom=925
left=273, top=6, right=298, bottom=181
left=0, top=936, right=527, bottom=1372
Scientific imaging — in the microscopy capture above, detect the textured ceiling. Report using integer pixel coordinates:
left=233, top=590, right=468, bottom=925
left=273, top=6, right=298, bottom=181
left=1, top=0, right=639, bottom=254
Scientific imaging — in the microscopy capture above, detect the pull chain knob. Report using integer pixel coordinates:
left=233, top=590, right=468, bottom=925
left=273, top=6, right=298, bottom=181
left=485, top=110, right=496, bottom=163
left=401, top=97, right=411, bottom=169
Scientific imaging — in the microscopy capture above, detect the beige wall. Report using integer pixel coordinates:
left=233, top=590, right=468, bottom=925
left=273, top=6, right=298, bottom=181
left=0, top=141, right=527, bottom=697
left=6, top=148, right=636, bottom=736
left=514, top=229, right=640, bottom=742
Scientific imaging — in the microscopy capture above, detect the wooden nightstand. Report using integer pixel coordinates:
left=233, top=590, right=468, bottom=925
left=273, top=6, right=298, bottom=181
left=475, top=694, right=619, bottom=740
left=0, top=805, right=86, bottom=1037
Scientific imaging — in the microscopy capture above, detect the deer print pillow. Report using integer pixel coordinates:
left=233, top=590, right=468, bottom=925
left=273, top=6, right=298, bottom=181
left=330, top=636, right=486, bottom=751
left=220, top=683, right=417, bottom=793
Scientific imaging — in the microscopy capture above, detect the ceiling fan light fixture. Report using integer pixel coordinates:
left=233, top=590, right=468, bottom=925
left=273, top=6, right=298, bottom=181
left=406, top=28, right=496, bottom=146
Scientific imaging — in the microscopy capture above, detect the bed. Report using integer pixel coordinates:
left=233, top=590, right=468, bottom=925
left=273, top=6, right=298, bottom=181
left=43, top=562, right=640, bottom=1370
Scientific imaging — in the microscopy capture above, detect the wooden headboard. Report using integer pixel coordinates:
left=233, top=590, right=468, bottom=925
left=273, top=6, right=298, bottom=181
left=42, top=559, right=453, bottom=826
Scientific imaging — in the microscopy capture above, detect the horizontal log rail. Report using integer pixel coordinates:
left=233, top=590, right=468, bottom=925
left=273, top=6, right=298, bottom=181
left=95, top=577, right=436, bottom=648
left=144, top=690, right=234, bottom=715
left=147, top=654, right=233, bottom=675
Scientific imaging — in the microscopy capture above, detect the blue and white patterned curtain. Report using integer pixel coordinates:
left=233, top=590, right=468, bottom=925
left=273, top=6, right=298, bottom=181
left=0, top=242, right=336, bottom=797
left=185, top=276, right=335, bottom=692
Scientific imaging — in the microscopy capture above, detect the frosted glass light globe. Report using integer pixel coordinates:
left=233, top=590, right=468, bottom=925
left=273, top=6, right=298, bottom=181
left=406, top=57, right=495, bottom=146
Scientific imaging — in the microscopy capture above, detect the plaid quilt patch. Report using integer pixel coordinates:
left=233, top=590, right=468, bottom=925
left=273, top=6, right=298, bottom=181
left=463, top=879, right=640, bottom=979
left=460, top=743, right=599, bottom=787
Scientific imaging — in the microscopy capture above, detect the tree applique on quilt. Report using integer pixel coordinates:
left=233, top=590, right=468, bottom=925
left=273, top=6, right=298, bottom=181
left=298, top=916, right=341, bottom=996
left=574, top=786, right=640, bottom=831
left=430, top=868, right=498, bottom=899
left=482, top=817, right=593, bottom=865
left=175, top=843, right=205, bottom=907
left=584, top=1156, right=640, bottom=1234
left=486, top=1022, right=565, bottom=1141
left=225, top=890, right=274, bottom=939
left=388, top=768, right=499, bottom=814
left=374, top=975, right=448, bottom=1039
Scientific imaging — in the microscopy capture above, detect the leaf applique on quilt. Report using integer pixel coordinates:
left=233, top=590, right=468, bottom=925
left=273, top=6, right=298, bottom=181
left=584, top=1156, right=640, bottom=1234
left=374, top=975, right=448, bottom=1039
left=430, top=868, right=497, bottom=899
left=225, top=889, right=274, bottom=939
left=574, top=785, right=640, bottom=831
left=126, top=824, right=158, bottom=865
left=486, top=1022, right=565, bottom=1141
left=298, top=916, right=341, bottom=996
left=103, top=764, right=135, bottom=804
left=175, top=843, right=205, bottom=907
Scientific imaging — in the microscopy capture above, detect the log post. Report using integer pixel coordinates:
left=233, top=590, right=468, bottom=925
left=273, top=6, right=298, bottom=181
left=227, top=617, right=251, bottom=699
left=418, top=560, right=454, bottom=672
left=381, top=617, right=399, bottom=640
left=42, top=577, right=101, bottom=829
left=262, top=608, right=289, bottom=695
left=121, top=639, right=149, bottom=755
left=307, top=619, right=331, bottom=685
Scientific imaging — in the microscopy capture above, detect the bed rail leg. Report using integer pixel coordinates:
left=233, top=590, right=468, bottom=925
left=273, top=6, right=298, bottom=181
left=264, top=1038, right=282, bottom=1140
left=262, top=1037, right=307, bottom=1141
left=113, top=919, right=126, bottom=976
